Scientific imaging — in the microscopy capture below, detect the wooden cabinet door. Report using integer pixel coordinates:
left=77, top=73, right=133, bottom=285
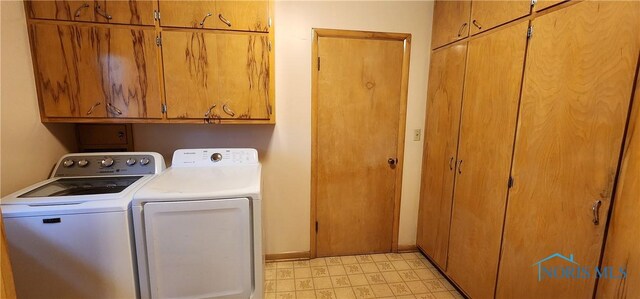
left=416, top=43, right=467, bottom=269
left=162, top=31, right=219, bottom=119
left=446, top=22, right=528, bottom=299
left=99, top=27, right=162, bottom=119
left=30, top=23, right=106, bottom=118
left=25, top=0, right=95, bottom=22
left=216, top=33, right=270, bottom=119
left=94, top=0, right=156, bottom=25
left=496, top=2, right=640, bottom=298
left=216, top=1, right=269, bottom=32
left=158, top=1, right=217, bottom=28
left=469, top=0, right=530, bottom=35
left=430, top=0, right=471, bottom=49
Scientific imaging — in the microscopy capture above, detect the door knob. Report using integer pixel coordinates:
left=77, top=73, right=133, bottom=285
left=388, top=158, right=398, bottom=166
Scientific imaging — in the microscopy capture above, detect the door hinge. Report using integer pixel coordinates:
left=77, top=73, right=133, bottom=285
left=317, top=57, right=320, bottom=71
left=156, top=35, right=162, bottom=46
left=315, top=221, right=318, bottom=233
left=153, top=10, right=160, bottom=21
left=527, top=26, right=533, bottom=38
left=508, top=176, right=514, bottom=188
left=531, top=0, right=537, bottom=6
left=161, top=103, right=167, bottom=114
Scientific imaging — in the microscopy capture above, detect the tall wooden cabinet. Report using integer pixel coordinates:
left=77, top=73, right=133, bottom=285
left=418, top=1, right=640, bottom=298
left=416, top=42, right=467, bottom=269
left=497, top=2, right=640, bottom=298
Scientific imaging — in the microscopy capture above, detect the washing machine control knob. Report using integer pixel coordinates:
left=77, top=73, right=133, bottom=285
left=77, top=159, right=89, bottom=167
left=139, top=157, right=150, bottom=166
left=62, top=159, right=74, bottom=167
left=126, top=158, right=137, bottom=166
left=101, top=157, right=114, bottom=168
left=211, top=153, right=223, bottom=162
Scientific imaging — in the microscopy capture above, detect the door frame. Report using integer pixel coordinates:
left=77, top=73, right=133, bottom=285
left=310, top=28, right=412, bottom=258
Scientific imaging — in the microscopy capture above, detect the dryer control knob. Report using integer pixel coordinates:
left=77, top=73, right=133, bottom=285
left=101, top=157, right=114, bottom=168
left=139, top=157, right=150, bottom=166
left=77, top=160, right=89, bottom=167
left=63, top=159, right=74, bottom=167
left=211, top=153, right=223, bottom=162
left=126, top=158, right=137, bottom=166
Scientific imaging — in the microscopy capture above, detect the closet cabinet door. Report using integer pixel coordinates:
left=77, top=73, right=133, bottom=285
left=469, top=0, right=530, bottom=35
left=30, top=24, right=105, bottom=118
left=216, top=33, right=270, bottom=120
left=430, top=0, right=471, bottom=49
left=216, top=0, right=269, bottom=32
left=93, top=0, right=156, bottom=25
left=25, top=0, right=95, bottom=22
left=162, top=31, right=219, bottom=119
left=159, top=1, right=218, bottom=28
left=416, top=43, right=467, bottom=269
left=446, top=22, right=528, bottom=299
left=496, top=2, right=640, bottom=298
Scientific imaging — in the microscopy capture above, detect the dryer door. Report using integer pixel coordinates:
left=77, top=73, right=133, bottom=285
left=143, top=198, right=252, bottom=298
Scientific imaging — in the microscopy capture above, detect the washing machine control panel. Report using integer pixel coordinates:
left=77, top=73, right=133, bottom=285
left=172, top=148, right=259, bottom=167
left=54, top=153, right=160, bottom=177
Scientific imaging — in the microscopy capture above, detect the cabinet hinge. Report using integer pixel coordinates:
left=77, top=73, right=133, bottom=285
left=508, top=176, right=514, bottom=188
left=527, top=26, right=533, bottom=38
left=153, top=10, right=160, bottom=21
left=161, top=103, right=167, bottom=114
left=531, top=0, right=537, bottom=6
left=156, top=36, right=162, bottom=46
left=268, top=17, right=272, bottom=28
left=315, top=221, right=319, bottom=233
left=317, top=57, right=320, bottom=71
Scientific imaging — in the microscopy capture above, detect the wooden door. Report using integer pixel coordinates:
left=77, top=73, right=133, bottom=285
left=496, top=2, right=640, bottom=298
left=99, top=27, right=162, bottom=119
left=430, top=0, right=471, bottom=49
left=216, top=1, right=269, bottom=32
left=216, top=33, right=270, bottom=119
left=30, top=23, right=105, bottom=118
left=416, top=43, right=467, bottom=269
left=446, top=22, right=529, bottom=299
left=25, top=0, right=95, bottom=22
left=596, top=75, right=640, bottom=299
left=469, top=0, right=530, bottom=35
left=94, top=0, right=156, bottom=25
left=162, top=30, right=219, bottom=119
left=315, top=34, right=406, bottom=257
left=159, top=0, right=217, bottom=28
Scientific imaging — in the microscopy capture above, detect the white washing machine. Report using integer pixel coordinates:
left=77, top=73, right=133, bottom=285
left=132, top=148, right=263, bottom=299
left=1, top=152, right=166, bottom=299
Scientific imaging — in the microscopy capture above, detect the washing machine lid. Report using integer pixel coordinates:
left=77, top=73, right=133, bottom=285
left=133, top=165, right=261, bottom=203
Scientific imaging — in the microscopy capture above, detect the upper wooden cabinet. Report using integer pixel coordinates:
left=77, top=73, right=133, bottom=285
left=162, top=30, right=271, bottom=120
left=30, top=23, right=162, bottom=119
left=158, top=0, right=269, bottom=32
left=25, top=0, right=156, bottom=25
left=469, top=0, right=531, bottom=35
left=430, top=0, right=471, bottom=49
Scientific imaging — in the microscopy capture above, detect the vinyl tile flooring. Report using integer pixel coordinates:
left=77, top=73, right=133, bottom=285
left=264, top=252, right=464, bottom=299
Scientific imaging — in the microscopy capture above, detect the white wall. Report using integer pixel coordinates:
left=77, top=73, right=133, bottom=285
left=134, top=1, right=434, bottom=254
left=0, top=1, right=76, bottom=197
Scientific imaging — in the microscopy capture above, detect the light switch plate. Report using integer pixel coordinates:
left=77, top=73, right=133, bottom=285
left=413, top=129, right=421, bottom=141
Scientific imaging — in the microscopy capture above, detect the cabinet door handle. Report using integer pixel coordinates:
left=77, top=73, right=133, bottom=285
left=74, top=3, right=90, bottom=18
left=200, top=12, right=212, bottom=27
left=95, top=3, right=112, bottom=20
left=86, top=102, right=101, bottom=115
left=457, top=23, right=468, bottom=37
left=592, top=200, right=602, bottom=225
left=449, top=157, right=454, bottom=170
left=218, top=13, right=232, bottom=27
left=457, top=160, right=463, bottom=174
left=107, top=103, right=123, bottom=115
left=204, top=104, right=216, bottom=118
left=223, top=104, right=235, bottom=117
left=472, top=20, right=482, bottom=30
